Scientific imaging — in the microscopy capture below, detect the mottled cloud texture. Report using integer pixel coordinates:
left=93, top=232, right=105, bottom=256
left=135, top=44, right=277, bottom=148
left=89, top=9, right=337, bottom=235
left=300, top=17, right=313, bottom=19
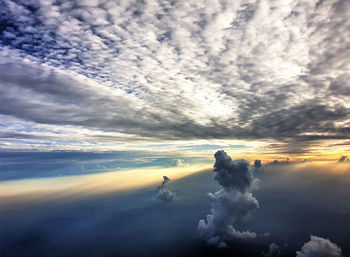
left=1, top=0, right=350, bottom=151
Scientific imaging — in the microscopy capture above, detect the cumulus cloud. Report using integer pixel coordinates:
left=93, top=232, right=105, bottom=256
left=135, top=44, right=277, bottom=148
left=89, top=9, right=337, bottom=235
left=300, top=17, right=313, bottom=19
left=198, top=150, right=259, bottom=247
left=1, top=0, right=350, bottom=152
left=296, top=235, right=342, bottom=257
left=154, top=176, right=176, bottom=202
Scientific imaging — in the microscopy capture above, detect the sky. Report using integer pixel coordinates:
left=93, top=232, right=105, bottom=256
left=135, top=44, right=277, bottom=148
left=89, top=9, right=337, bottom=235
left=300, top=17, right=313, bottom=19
left=1, top=154, right=350, bottom=257
left=1, top=2, right=350, bottom=256
left=1, top=0, right=350, bottom=162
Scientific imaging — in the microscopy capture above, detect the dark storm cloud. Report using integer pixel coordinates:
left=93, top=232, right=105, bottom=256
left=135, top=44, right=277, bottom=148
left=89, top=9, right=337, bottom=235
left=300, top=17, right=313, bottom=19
left=1, top=0, right=350, bottom=150
left=296, top=236, right=342, bottom=257
left=212, top=150, right=254, bottom=192
left=198, top=150, right=259, bottom=247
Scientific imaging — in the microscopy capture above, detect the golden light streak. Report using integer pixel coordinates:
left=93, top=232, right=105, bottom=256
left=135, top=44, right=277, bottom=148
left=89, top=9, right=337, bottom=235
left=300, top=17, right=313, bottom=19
left=0, top=165, right=211, bottom=209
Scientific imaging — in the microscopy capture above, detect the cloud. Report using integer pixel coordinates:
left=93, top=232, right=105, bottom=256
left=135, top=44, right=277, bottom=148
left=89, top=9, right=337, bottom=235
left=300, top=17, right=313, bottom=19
left=296, top=235, right=342, bottom=257
left=254, top=160, right=262, bottom=171
left=267, top=159, right=291, bottom=166
left=262, top=242, right=281, bottom=257
left=1, top=0, right=350, bottom=152
left=198, top=150, right=259, bottom=247
left=174, top=159, right=187, bottom=167
left=338, top=156, right=348, bottom=163
left=154, top=175, right=176, bottom=202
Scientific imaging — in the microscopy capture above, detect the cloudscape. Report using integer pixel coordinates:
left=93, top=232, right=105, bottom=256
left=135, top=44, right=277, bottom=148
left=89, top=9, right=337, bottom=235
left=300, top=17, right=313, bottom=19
left=0, top=0, right=350, bottom=257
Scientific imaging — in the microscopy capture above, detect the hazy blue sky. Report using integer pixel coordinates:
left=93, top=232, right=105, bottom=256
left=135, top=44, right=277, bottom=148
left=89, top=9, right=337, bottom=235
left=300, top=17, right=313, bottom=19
left=1, top=162, right=349, bottom=257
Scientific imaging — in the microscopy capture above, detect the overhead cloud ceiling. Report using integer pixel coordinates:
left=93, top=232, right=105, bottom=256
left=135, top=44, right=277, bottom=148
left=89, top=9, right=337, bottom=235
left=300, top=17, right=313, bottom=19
left=0, top=0, right=350, bottom=153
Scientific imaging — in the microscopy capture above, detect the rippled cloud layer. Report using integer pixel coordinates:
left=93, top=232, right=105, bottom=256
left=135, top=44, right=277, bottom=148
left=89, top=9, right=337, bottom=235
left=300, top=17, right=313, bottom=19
left=1, top=0, right=350, bottom=154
